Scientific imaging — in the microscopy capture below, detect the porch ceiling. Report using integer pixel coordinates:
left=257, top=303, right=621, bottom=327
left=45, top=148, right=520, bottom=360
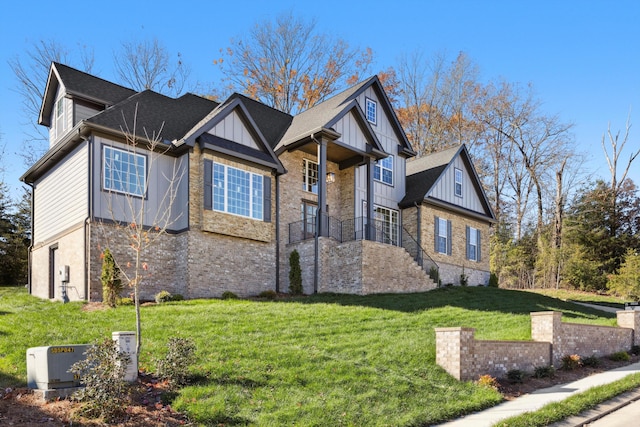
left=296, top=140, right=369, bottom=169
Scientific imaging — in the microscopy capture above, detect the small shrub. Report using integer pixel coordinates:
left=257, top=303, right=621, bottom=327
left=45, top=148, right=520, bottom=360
left=69, top=338, right=131, bottom=421
left=609, top=351, right=631, bottom=362
left=631, top=345, right=640, bottom=356
left=289, top=249, right=303, bottom=295
left=116, top=297, right=133, bottom=306
left=506, top=369, right=525, bottom=384
left=561, top=354, right=582, bottom=370
left=221, top=291, right=238, bottom=300
left=155, top=290, right=173, bottom=303
left=156, top=337, right=197, bottom=389
left=258, top=290, right=277, bottom=300
left=171, top=294, right=184, bottom=301
left=476, top=374, right=499, bottom=390
left=429, top=267, right=440, bottom=284
left=488, top=273, right=499, bottom=288
left=582, top=355, right=601, bottom=368
left=533, top=365, right=555, bottom=379
left=101, top=248, right=123, bottom=308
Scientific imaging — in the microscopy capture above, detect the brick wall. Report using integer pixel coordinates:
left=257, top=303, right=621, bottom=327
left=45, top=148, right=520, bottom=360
left=413, top=205, right=491, bottom=286
left=436, top=311, right=640, bottom=381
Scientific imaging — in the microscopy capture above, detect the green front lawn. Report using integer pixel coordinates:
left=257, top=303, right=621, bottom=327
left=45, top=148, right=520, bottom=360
left=0, top=286, right=618, bottom=426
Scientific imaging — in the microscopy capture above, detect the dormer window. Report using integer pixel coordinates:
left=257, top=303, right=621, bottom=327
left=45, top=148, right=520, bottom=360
left=365, top=97, right=377, bottom=125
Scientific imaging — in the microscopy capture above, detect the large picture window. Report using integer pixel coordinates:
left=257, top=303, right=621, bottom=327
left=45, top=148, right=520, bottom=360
left=303, top=159, right=319, bottom=194
left=213, top=162, right=263, bottom=220
left=374, top=155, right=393, bottom=185
left=103, top=146, right=146, bottom=197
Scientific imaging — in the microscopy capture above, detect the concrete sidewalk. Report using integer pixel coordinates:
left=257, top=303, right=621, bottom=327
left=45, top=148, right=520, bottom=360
left=437, top=361, right=640, bottom=427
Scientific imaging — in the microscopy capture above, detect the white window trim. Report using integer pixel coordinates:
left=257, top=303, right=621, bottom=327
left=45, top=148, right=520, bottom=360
left=374, top=155, right=394, bottom=186
left=213, top=162, right=264, bottom=220
left=437, top=218, right=448, bottom=255
left=468, top=226, right=478, bottom=261
left=365, top=97, right=377, bottom=125
left=454, top=168, right=463, bottom=198
left=103, top=145, right=146, bottom=197
left=303, top=159, right=319, bottom=194
left=374, top=205, right=399, bottom=246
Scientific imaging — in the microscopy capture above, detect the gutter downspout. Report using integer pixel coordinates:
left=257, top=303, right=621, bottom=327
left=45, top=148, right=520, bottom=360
left=415, top=202, right=422, bottom=265
left=275, top=172, right=280, bottom=293
left=26, top=182, right=34, bottom=295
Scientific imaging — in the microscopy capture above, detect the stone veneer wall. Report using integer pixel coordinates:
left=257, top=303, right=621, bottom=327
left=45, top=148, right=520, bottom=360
left=283, top=238, right=436, bottom=295
left=436, top=310, right=640, bottom=381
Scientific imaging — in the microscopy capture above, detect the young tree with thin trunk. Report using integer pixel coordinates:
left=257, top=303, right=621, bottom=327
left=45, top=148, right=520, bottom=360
left=102, top=106, right=185, bottom=356
left=214, top=12, right=373, bottom=114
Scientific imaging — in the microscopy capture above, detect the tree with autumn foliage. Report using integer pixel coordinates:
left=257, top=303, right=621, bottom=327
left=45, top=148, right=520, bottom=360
left=214, top=12, right=373, bottom=114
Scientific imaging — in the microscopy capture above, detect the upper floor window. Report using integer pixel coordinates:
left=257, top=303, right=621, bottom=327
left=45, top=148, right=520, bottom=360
left=466, top=226, right=481, bottom=262
left=213, top=162, right=263, bottom=220
left=365, top=97, right=377, bottom=125
left=303, top=159, right=319, bottom=194
left=374, top=155, right=393, bottom=185
left=454, top=168, right=463, bottom=197
left=103, top=146, right=146, bottom=197
left=55, top=97, right=66, bottom=138
left=435, top=216, right=452, bottom=255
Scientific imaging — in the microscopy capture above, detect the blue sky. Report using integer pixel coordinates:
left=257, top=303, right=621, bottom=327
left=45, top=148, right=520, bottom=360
left=1, top=0, right=639, bottom=200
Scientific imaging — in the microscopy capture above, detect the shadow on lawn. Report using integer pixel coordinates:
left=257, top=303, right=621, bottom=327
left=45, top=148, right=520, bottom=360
left=290, top=286, right=617, bottom=320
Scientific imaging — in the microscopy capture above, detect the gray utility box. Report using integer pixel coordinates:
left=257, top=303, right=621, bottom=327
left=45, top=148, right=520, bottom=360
left=27, top=345, right=90, bottom=389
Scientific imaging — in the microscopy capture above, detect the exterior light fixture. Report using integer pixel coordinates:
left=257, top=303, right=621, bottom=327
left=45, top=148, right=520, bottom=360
left=326, top=172, right=336, bottom=184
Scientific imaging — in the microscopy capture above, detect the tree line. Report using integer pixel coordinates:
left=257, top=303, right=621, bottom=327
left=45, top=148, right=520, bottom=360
left=3, top=12, right=639, bottom=295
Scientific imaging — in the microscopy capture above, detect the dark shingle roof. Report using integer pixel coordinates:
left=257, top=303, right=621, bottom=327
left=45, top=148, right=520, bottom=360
left=86, top=91, right=218, bottom=142
left=53, top=62, right=136, bottom=105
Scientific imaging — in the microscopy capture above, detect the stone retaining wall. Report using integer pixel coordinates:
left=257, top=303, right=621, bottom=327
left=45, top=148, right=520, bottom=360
left=436, top=310, right=640, bottom=381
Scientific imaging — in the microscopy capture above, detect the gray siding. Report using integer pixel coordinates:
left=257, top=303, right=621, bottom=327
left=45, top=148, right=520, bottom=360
left=207, top=110, right=259, bottom=149
left=74, top=99, right=101, bottom=125
left=353, top=87, right=406, bottom=216
left=428, top=156, right=484, bottom=213
left=33, top=142, right=89, bottom=244
left=92, top=136, right=189, bottom=231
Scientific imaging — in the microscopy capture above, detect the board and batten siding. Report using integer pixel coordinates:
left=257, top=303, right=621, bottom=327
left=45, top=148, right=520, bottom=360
left=353, top=86, right=406, bottom=217
left=92, top=136, right=189, bottom=231
left=207, top=110, right=259, bottom=149
left=332, top=113, right=369, bottom=153
left=33, top=142, right=89, bottom=244
left=428, top=155, right=484, bottom=213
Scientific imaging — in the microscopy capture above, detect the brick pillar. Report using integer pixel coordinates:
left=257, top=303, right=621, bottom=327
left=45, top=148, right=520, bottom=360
left=531, top=311, right=563, bottom=366
left=617, top=310, right=640, bottom=346
left=435, top=327, right=475, bottom=381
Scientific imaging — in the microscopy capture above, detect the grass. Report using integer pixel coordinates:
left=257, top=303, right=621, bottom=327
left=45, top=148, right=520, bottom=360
left=0, top=285, right=620, bottom=426
left=495, top=373, right=640, bottom=426
left=524, top=288, right=627, bottom=309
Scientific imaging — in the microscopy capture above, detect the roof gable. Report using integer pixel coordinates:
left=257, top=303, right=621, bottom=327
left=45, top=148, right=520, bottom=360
left=182, top=97, right=284, bottom=173
left=401, top=145, right=495, bottom=221
left=39, top=62, right=136, bottom=126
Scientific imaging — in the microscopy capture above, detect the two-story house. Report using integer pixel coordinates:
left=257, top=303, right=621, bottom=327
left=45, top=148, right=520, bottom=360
left=21, top=62, right=494, bottom=302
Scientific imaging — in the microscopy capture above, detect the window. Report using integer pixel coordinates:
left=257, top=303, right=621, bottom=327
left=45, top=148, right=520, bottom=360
left=374, top=206, right=398, bottom=245
left=466, top=226, right=481, bottom=261
left=301, top=201, right=318, bottom=238
left=435, top=216, right=452, bottom=255
left=55, top=97, right=66, bottom=138
left=303, top=159, right=319, bottom=194
left=374, top=155, right=393, bottom=185
left=365, top=97, right=377, bottom=125
left=454, top=168, right=463, bottom=197
left=213, top=162, right=263, bottom=220
left=103, top=146, right=146, bottom=196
